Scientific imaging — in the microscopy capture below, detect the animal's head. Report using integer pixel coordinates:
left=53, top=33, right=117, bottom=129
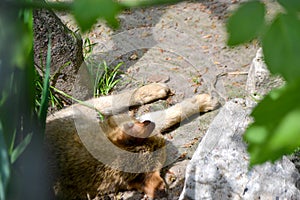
left=106, top=115, right=156, bottom=147
left=119, top=120, right=155, bottom=144
left=105, top=115, right=167, bottom=198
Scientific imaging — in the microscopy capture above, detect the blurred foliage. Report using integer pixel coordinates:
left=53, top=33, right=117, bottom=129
left=17, top=0, right=181, bottom=32
left=72, top=0, right=181, bottom=32
left=227, top=1, right=265, bottom=46
left=227, top=0, right=300, bottom=166
left=0, top=1, right=50, bottom=198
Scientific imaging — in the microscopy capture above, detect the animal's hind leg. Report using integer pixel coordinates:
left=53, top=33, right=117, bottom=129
left=139, top=94, right=219, bottom=132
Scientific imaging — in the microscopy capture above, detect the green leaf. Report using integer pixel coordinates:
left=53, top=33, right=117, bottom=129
left=227, top=0, right=265, bottom=46
left=270, top=108, right=300, bottom=151
left=277, top=0, right=300, bottom=13
left=244, top=79, right=300, bottom=166
left=0, top=122, right=10, bottom=200
left=72, top=0, right=122, bottom=32
left=244, top=126, right=268, bottom=144
left=262, top=13, right=300, bottom=82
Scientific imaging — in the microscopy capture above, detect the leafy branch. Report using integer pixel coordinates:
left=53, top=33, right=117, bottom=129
left=227, top=0, right=300, bottom=166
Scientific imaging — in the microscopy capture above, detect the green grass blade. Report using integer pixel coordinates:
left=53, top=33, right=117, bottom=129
left=10, top=132, right=33, bottom=164
left=94, top=63, right=104, bottom=97
left=92, top=61, right=122, bottom=96
left=51, top=86, right=104, bottom=119
left=49, top=91, right=55, bottom=107
left=0, top=122, right=10, bottom=200
left=38, top=34, right=51, bottom=130
left=8, top=129, right=16, bottom=156
left=50, top=61, right=71, bottom=81
left=114, top=62, right=123, bottom=71
left=110, top=68, right=120, bottom=83
left=111, top=79, right=120, bottom=87
left=93, top=66, right=100, bottom=97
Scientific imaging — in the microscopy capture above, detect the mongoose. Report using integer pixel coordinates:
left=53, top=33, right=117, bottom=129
left=45, top=83, right=218, bottom=199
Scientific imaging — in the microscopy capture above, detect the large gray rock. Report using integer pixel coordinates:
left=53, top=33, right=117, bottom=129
left=179, top=48, right=300, bottom=200
left=179, top=100, right=300, bottom=200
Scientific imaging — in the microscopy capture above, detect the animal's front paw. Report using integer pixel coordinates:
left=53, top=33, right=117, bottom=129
left=133, top=83, right=171, bottom=105
left=195, top=94, right=220, bottom=112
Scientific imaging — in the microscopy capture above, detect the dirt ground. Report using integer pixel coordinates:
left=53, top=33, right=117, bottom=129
left=51, top=0, right=281, bottom=199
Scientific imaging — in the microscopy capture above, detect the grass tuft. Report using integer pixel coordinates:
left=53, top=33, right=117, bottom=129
left=93, top=61, right=122, bottom=97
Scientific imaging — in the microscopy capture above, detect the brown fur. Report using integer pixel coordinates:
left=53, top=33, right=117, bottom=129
left=46, top=115, right=166, bottom=199
left=45, top=83, right=219, bottom=199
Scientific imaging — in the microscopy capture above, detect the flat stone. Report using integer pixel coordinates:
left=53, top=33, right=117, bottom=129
left=147, top=74, right=170, bottom=83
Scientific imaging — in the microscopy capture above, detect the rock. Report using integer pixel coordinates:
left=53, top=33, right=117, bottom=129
left=165, top=160, right=190, bottom=197
left=33, top=7, right=87, bottom=100
left=147, top=74, right=170, bottom=83
left=179, top=48, right=300, bottom=200
left=245, top=48, right=270, bottom=96
left=179, top=100, right=300, bottom=200
left=247, top=48, right=300, bottom=180
left=245, top=48, right=284, bottom=107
